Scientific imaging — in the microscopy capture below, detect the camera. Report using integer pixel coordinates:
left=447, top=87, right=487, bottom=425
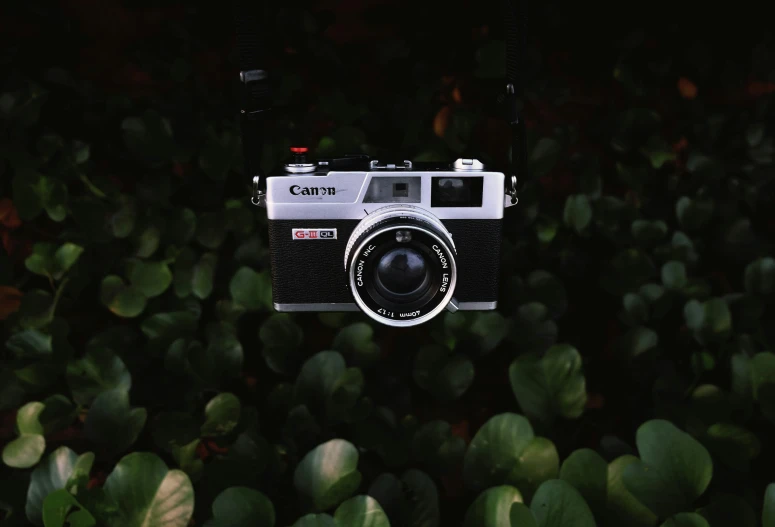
left=256, top=148, right=517, bottom=327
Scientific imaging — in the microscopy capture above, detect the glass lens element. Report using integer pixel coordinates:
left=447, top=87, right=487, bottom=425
left=374, top=247, right=430, bottom=297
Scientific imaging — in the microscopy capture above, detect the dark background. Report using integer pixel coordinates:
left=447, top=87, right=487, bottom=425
left=2, top=0, right=775, bottom=525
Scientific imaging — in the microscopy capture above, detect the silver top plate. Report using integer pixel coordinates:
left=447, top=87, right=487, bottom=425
left=265, top=170, right=506, bottom=220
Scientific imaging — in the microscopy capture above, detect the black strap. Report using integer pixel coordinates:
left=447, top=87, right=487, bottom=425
left=501, top=0, right=528, bottom=194
left=235, top=0, right=272, bottom=184
left=235, top=0, right=527, bottom=193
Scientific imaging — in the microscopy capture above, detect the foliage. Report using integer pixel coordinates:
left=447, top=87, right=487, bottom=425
left=1, top=1, right=774, bottom=526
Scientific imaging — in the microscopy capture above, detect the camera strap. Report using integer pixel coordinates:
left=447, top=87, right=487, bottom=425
left=500, top=0, right=528, bottom=202
left=235, top=0, right=527, bottom=205
left=235, top=0, right=272, bottom=206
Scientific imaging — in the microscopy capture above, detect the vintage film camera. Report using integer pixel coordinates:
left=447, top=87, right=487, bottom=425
left=236, top=0, right=526, bottom=326
left=256, top=150, right=517, bottom=326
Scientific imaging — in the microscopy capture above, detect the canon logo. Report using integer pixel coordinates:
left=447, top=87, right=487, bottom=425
left=290, top=185, right=336, bottom=196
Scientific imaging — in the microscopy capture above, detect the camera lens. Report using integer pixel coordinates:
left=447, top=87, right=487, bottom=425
left=344, top=205, right=458, bottom=327
left=374, top=247, right=430, bottom=299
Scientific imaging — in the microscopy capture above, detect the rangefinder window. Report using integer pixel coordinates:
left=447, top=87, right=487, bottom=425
left=363, top=177, right=421, bottom=203
left=431, top=177, right=483, bottom=207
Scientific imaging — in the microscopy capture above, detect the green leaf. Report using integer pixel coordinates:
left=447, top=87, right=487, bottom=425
left=703, top=423, right=761, bottom=471
left=530, top=479, right=595, bottom=527
left=463, top=413, right=558, bottom=496
left=606, top=455, right=658, bottom=527
left=469, top=311, right=510, bottom=354
left=368, top=469, right=438, bottom=527
left=26, top=447, right=95, bottom=526
left=329, top=368, right=364, bottom=419
left=128, top=261, right=173, bottom=298
left=206, top=487, right=275, bottom=527
left=103, top=452, right=194, bottom=527
left=413, top=345, right=474, bottom=401
left=39, top=395, right=77, bottom=435
left=764, top=483, right=775, bottom=527
left=171, top=439, right=204, bottom=480
left=295, top=351, right=346, bottom=413
left=529, top=137, right=561, bottom=180
left=332, top=322, right=381, bottom=365
left=168, top=208, right=197, bottom=245
left=141, top=311, right=197, bottom=342
left=135, top=225, right=161, bottom=258
left=41, top=489, right=95, bottom=527
left=173, top=248, right=196, bottom=298
left=623, top=419, right=713, bottom=518
left=510, top=503, right=539, bottom=527
left=294, top=439, right=362, bottom=511
left=511, top=437, right=560, bottom=502
left=54, top=244, right=84, bottom=276
left=109, top=197, right=136, bottom=238
left=563, top=194, right=592, bottom=233
left=535, top=215, right=559, bottom=244
left=25, top=243, right=83, bottom=280
left=197, top=332, right=244, bottom=386
left=508, top=344, right=587, bottom=423
left=661, top=513, right=710, bottom=527
left=601, top=248, right=656, bottom=296
left=559, top=449, right=607, bottom=514
left=334, top=495, right=390, bottom=527
left=197, top=212, right=227, bottom=249
left=1, top=401, right=46, bottom=468
left=622, top=293, right=649, bottom=325
left=230, top=267, right=272, bottom=310
left=2, top=434, right=45, bottom=469
left=66, top=348, right=131, bottom=405
left=683, top=298, right=733, bottom=344
left=291, top=514, right=337, bottom=527
left=25, top=243, right=57, bottom=278
left=632, top=219, right=668, bottom=246
left=201, top=393, right=241, bottom=437
left=463, top=486, right=530, bottom=527
left=640, top=135, right=676, bottom=169
left=525, top=271, right=568, bottom=320
left=618, top=326, right=659, bottom=358
left=121, top=110, right=176, bottom=165
left=411, top=420, right=466, bottom=475
left=744, top=257, right=775, bottom=295
left=100, top=276, right=146, bottom=318
left=676, top=196, right=714, bottom=232
left=751, top=352, right=775, bottom=399
left=400, top=469, right=439, bottom=527
left=259, top=313, right=304, bottom=374
left=192, top=252, right=218, bottom=299
left=16, top=290, right=56, bottom=329
left=7, top=329, right=53, bottom=358
left=662, top=261, right=687, bottom=290
left=84, top=389, right=147, bottom=455
left=17, top=401, right=45, bottom=434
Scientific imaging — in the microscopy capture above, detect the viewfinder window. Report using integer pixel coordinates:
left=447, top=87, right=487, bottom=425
left=363, top=177, right=421, bottom=203
left=431, top=177, right=483, bottom=207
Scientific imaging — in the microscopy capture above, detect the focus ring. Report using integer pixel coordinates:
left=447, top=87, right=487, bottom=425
left=343, top=205, right=456, bottom=271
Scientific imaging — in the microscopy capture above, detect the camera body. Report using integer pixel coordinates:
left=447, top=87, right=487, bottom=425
left=263, top=151, right=510, bottom=326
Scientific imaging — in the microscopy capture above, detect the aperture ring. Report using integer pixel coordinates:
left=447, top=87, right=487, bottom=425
left=343, top=205, right=456, bottom=271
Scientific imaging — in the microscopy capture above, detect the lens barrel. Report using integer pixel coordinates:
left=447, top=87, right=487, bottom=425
left=344, top=206, right=457, bottom=327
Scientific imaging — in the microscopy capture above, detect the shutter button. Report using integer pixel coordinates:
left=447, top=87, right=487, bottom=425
left=285, top=147, right=316, bottom=173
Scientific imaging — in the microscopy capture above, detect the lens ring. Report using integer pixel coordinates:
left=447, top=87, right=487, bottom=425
left=347, top=223, right=457, bottom=327
left=343, top=204, right=456, bottom=271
